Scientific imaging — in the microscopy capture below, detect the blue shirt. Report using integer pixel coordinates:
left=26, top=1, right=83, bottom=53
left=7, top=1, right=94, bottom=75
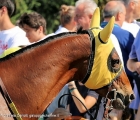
left=101, top=22, right=134, bottom=80
left=129, top=29, right=140, bottom=61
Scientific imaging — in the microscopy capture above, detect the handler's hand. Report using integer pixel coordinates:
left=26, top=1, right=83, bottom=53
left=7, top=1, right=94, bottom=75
left=47, top=108, right=71, bottom=120
left=68, top=81, right=76, bottom=89
left=133, top=62, right=140, bottom=74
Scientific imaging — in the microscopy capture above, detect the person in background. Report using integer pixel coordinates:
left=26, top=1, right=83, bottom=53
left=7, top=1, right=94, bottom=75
left=101, top=0, right=134, bottom=94
left=127, top=28, right=140, bottom=120
left=74, top=0, right=97, bottom=30
left=0, top=0, right=30, bottom=55
left=18, top=12, right=53, bottom=43
left=123, top=0, right=140, bottom=25
left=74, top=0, right=123, bottom=63
left=55, top=4, right=77, bottom=34
left=120, top=0, right=140, bottom=119
left=67, top=81, right=104, bottom=120
left=121, top=0, right=140, bottom=37
left=101, top=1, right=135, bottom=119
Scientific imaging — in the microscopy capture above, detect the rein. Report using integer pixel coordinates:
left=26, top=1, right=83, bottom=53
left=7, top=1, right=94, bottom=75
left=58, top=93, right=97, bottom=119
left=0, top=78, right=22, bottom=120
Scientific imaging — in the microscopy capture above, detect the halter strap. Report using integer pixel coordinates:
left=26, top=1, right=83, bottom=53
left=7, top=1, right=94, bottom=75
left=0, top=78, right=22, bottom=120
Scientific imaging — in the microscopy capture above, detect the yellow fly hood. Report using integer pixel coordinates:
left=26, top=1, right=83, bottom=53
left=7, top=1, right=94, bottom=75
left=85, top=7, right=123, bottom=89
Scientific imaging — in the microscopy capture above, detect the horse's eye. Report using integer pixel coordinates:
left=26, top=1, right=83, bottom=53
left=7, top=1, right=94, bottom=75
left=112, top=59, right=120, bottom=64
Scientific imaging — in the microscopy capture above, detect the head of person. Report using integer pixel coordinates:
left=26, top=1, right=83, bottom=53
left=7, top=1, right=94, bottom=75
left=75, top=0, right=97, bottom=30
left=18, top=12, right=46, bottom=43
left=122, top=0, right=140, bottom=21
left=103, top=0, right=126, bottom=27
left=59, top=4, right=77, bottom=32
left=0, top=0, right=15, bottom=18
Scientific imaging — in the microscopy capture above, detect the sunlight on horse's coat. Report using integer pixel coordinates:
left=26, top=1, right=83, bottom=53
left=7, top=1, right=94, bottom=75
left=0, top=7, right=134, bottom=120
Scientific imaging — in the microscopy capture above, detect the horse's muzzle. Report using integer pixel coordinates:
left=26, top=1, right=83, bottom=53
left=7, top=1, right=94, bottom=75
left=112, top=93, right=135, bottom=110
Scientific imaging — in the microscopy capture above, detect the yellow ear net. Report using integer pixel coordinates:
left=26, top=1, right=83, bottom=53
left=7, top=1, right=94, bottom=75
left=100, top=16, right=115, bottom=43
left=90, top=7, right=100, bottom=28
left=90, top=7, right=115, bottom=43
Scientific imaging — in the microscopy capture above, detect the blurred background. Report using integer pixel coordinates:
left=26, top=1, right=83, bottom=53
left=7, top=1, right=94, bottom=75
left=12, top=0, right=108, bottom=34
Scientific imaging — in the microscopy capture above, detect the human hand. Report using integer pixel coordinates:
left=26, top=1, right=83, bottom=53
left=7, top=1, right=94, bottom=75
left=133, top=62, right=140, bottom=74
left=47, top=108, right=72, bottom=120
left=68, top=81, right=76, bottom=89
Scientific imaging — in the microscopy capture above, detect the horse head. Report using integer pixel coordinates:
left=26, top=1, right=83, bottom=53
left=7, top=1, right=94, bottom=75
left=77, top=7, right=134, bottom=111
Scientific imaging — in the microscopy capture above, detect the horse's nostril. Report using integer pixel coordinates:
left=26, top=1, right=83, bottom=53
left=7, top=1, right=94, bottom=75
left=130, top=94, right=135, bottom=100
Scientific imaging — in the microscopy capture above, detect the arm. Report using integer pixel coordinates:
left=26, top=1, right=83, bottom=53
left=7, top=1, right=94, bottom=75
left=127, top=59, right=140, bottom=74
left=135, top=105, right=140, bottom=120
left=127, top=32, right=140, bottom=74
left=68, top=81, right=97, bottom=113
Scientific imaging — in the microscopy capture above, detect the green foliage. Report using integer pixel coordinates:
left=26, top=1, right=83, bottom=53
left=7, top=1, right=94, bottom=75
left=12, top=0, right=108, bottom=34
left=11, top=0, right=41, bottom=24
left=32, top=0, right=77, bottom=34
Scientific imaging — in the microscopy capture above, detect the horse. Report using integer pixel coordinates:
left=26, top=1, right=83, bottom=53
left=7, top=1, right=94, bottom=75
left=0, top=8, right=134, bottom=120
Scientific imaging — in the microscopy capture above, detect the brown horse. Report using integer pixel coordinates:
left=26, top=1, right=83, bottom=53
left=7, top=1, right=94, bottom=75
left=0, top=8, right=134, bottom=120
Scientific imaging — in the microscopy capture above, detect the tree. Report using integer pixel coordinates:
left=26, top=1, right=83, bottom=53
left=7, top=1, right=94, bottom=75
left=12, top=0, right=108, bottom=34
left=32, top=0, right=108, bottom=34
left=11, top=0, right=40, bottom=24
left=32, top=0, right=77, bottom=34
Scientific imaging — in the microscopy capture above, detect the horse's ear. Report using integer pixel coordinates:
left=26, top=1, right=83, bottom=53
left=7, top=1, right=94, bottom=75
left=90, top=7, right=100, bottom=28
left=99, top=16, right=115, bottom=43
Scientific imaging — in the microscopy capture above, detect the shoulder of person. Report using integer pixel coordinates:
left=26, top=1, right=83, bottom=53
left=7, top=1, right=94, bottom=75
left=119, top=27, right=135, bottom=38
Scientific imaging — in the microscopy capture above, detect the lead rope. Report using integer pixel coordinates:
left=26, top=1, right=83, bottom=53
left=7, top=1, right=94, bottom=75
left=0, top=78, right=22, bottom=120
left=58, top=93, right=102, bottom=120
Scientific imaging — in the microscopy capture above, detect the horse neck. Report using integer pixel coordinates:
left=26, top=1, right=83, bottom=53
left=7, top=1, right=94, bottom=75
left=0, top=33, right=91, bottom=117
left=0, top=33, right=91, bottom=78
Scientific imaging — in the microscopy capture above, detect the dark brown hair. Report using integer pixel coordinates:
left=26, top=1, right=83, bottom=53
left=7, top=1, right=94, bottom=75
left=18, top=12, right=47, bottom=34
left=0, top=0, right=15, bottom=17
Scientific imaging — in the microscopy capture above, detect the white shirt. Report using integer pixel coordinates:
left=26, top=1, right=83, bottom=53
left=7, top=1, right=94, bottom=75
left=133, top=20, right=140, bottom=27
left=36, top=33, right=55, bottom=43
left=0, top=26, right=30, bottom=54
left=122, top=21, right=139, bottom=37
left=55, top=25, right=69, bottom=34
left=122, top=20, right=140, bottom=109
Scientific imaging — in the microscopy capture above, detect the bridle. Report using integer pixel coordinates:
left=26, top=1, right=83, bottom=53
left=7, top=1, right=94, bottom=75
left=104, top=84, right=116, bottom=119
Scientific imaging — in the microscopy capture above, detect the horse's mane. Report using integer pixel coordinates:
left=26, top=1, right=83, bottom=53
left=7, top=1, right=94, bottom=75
left=0, top=32, right=81, bottom=62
